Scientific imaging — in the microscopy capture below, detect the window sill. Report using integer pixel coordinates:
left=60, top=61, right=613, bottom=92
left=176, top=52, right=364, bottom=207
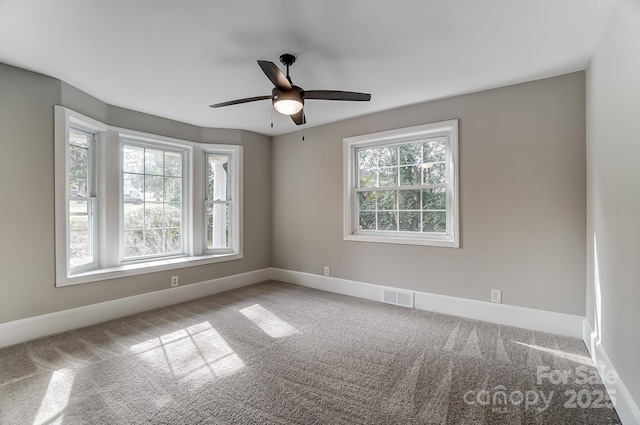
left=344, top=232, right=459, bottom=248
left=57, top=252, right=243, bottom=287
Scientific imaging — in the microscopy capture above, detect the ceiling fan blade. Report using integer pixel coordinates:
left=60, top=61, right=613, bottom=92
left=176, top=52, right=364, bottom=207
left=290, top=109, right=306, bottom=125
left=257, top=60, right=292, bottom=89
left=304, top=90, right=371, bottom=101
left=209, top=95, right=271, bottom=108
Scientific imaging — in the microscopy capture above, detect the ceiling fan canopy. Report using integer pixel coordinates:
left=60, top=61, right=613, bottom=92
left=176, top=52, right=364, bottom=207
left=209, top=53, right=371, bottom=126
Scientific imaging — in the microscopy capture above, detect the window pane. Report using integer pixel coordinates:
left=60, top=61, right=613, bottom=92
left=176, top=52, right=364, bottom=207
left=207, top=203, right=230, bottom=250
left=358, top=148, right=376, bottom=169
left=399, top=211, right=420, bottom=232
left=69, top=129, right=89, bottom=148
left=69, top=200, right=93, bottom=268
left=164, top=203, right=182, bottom=228
left=399, top=165, right=420, bottom=186
left=378, top=190, right=396, bottom=210
left=145, top=148, right=164, bottom=176
left=165, top=151, right=182, bottom=177
left=145, top=176, right=163, bottom=201
left=358, top=169, right=376, bottom=188
left=399, top=143, right=421, bottom=165
left=123, top=230, right=144, bottom=258
left=399, top=190, right=420, bottom=210
left=378, top=211, right=397, bottom=230
left=424, top=162, right=446, bottom=185
left=164, top=177, right=182, bottom=203
left=123, top=145, right=144, bottom=173
left=359, top=211, right=376, bottom=230
left=165, top=228, right=182, bottom=253
left=123, top=203, right=144, bottom=230
left=144, top=204, right=163, bottom=229
left=123, top=173, right=144, bottom=202
left=424, top=138, right=447, bottom=162
left=68, top=145, right=88, bottom=197
left=378, top=167, right=398, bottom=187
left=378, top=146, right=397, bottom=167
left=423, top=211, right=446, bottom=233
left=144, top=229, right=163, bottom=255
left=423, top=188, right=446, bottom=210
left=358, top=191, right=377, bottom=211
left=207, top=155, right=230, bottom=201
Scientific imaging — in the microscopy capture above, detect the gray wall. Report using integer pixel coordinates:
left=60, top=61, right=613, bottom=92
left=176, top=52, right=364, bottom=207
left=0, top=63, right=271, bottom=324
left=586, top=0, right=640, bottom=407
left=0, top=61, right=588, bottom=323
left=272, top=72, right=586, bottom=315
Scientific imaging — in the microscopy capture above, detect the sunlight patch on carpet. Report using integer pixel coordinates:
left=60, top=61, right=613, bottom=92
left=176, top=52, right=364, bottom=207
left=240, top=304, right=299, bottom=338
left=514, top=341, right=592, bottom=365
left=129, top=321, right=245, bottom=380
left=33, top=367, right=75, bottom=425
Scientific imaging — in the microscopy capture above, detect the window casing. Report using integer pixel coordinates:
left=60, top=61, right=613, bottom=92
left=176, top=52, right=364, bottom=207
left=54, top=106, right=243, bottom=287
left=343, top=120, right=459, bottom=247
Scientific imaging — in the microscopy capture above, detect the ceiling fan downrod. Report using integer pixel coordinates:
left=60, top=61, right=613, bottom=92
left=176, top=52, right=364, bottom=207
left=279, top=53, right=296, bottom=84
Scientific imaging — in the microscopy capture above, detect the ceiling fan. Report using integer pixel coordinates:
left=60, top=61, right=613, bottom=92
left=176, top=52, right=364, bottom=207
left=209, top=53, right=371, bottom=125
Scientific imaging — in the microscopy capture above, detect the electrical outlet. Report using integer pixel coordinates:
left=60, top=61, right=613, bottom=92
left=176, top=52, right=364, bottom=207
left=323, top=266, right=330, bottom=276
left=491, top=289, right=502, bottom=303
left=171, top=276, right=179, bottom=287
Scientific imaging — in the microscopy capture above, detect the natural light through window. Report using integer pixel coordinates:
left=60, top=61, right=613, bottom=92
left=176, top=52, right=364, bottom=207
left=592, top=233, right=603, bottom=353
left=129, top=322, right=245, bottom=382
left=33, top=368, right=76, bottom=425
left=239, top=304, right=299, bottom=338
left=514, top=341, right=592, bottom=365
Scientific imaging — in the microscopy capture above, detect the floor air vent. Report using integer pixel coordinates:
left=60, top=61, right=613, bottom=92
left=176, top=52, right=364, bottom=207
left=383, top=288, right=415, bottom=308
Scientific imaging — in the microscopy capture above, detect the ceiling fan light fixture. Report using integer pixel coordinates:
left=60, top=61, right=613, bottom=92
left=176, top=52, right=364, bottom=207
left=209, top=54, right=370, bottom=126
left=272, top=89, right=304, bottom=115
left=273, top=99, right=303, bottom=115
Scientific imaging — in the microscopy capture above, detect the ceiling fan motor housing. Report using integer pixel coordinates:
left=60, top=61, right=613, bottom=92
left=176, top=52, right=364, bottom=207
left=272, top=86, right=304, bottom=115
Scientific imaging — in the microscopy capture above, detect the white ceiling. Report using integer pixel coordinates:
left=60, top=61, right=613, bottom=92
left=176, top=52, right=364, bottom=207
left=0, top=0, right=617, bottom=136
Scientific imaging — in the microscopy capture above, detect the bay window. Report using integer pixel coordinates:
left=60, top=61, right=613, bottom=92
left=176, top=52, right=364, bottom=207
left=54, top=106, right=243, bottom=287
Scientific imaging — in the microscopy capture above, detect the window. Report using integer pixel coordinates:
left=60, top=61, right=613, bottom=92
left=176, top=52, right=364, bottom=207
left=121, top=142, right=186, bottom=260
left=67, top=127, right=99, bottom=272
left=54, top=106, right=243, bottom=286
left=205, top=153, right=232, bottom=253
left=343, top=120, right=459, bottom=247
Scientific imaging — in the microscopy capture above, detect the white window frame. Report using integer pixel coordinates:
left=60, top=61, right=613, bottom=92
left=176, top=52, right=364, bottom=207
left=55, top=110, right=107, bottom=277
left=54, top=106, right=243, bottom=287
left=203, top=148, right=241, bottom=256
left=343, top=119, right=459, bottom=248
left=119, top=138, right=189, bottom=262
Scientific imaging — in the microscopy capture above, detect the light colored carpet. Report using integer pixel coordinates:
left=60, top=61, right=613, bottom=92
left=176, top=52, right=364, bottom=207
left=0, top=281, right=620, bottom=424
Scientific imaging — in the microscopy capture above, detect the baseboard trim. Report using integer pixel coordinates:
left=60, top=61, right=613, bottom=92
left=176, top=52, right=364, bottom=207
left=583, top=320, right=640, bottom=425
left=0, top=268, right=271, bottom=349
left=270, top=268, right=584, bottom=338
